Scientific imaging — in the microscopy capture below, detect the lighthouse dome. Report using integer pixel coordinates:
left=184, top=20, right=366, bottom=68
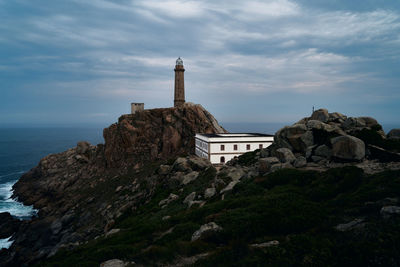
left=176, top=57, right=183, bottom=66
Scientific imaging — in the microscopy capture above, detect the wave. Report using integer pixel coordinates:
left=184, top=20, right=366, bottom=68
left=0, top=236, right=13, bottom=250
left=0, top=180, right=37, bottom=219
left=0, top=170, right=26, bottom=179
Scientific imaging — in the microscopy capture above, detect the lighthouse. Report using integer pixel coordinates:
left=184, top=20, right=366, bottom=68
left=174, top=57, right=185, bottom=107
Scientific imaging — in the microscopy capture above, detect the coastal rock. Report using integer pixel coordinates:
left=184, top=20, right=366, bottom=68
left=103, top=104, right=226, bottom=168
left=76, top=141, right=91, bottom=155
left=335, top=218, right=365, bottom=232
left=328, top=112, right=347, bottom=122
left=100, top=259, right=130, bottom=267
left=293, top=156, right=307, bottom=168
left=158, top=165, right=170, bottom=175
left=358, top=117, right=379, bottom=128
left=188, top=156, right=212, bottom=171
left=220, top=181, right=238, bottom=194
left=191, top=222, right=222, bottom=242
left=258, top=157, right=280, bottom=174
left=183, top=192, right=196, bottom=205
left=0, top=212, right=21, bottom=239
left=182, top=171, right=199, bottom=185
left=274, top=148, right=296, bottom=163
left=380, top=206, right=400, bottom=218
left=250, top=240, right=280, bottom=248
left=314, top=145, right=332, bottom=159
left=311, top=109, right=329, bottom=122
left=331, top=135, right=365, bottom=161
left=172, top=157, right=192, bottom=173
left=204, top=188, right=216, bottom=199
left=342, top=117, right=366, bottom=130
left=159, top=193, right=179, bottom=206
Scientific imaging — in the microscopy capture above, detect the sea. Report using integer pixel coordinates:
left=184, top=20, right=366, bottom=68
left=0, top=122, right=398, bottom=249
left=0, top=127, right=104, bottom=249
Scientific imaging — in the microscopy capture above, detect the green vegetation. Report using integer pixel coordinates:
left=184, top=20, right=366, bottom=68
left=37, top=166, right=400, bottom=266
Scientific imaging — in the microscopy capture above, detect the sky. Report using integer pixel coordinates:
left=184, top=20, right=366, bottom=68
left=1, top=0, right=400, bottom=128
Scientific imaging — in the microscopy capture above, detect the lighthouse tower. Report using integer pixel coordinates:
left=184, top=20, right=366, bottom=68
left=174, top=57, right=185, bottom=107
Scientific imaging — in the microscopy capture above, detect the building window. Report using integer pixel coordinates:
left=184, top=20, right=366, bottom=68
left=246, top=144, right=250, bottom=150
left=259, top=144, right=263, bottom=149
left=234, top=144, right=238, bottom=151
left=220, top=156, right=225, bottom=163
left=221, top=144, right=225, bottom=151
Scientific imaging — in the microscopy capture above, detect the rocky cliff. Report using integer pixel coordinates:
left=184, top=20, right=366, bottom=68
left=2, top=107, right=400, bottom=266
left=104, top=102, right=226, bottom=168
left=1, top=103, right=225, bottom=266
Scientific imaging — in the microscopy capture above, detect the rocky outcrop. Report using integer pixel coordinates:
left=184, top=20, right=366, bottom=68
left=5, top=103, right=225, bottom=266
left=257, top=108, right=400, bottom=174
left=331, top=135, right=365, bottom=161
left=0, top=213, right=21, bottom=239
left=191, top=222, right=222, bottom=241
left=103, top=103, right=226, bottom=168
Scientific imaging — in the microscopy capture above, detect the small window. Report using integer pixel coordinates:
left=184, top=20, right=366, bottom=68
left=234, top=144, right=238, bottom=151
left=246, top=144, right=251, bottom=150
left=221, top=144, right=225, bottom=151
left=220, top=156, right=225, bottom=163
left=259, top=144, right=263, bottom=149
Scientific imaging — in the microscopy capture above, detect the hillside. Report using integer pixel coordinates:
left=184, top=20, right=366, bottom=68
left=0, top=103, right=226, bottom=266
left=1, top=107, right=400, bottom=266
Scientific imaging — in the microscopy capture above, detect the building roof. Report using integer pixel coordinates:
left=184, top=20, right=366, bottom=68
left=197, top=133, right=274, bottom=138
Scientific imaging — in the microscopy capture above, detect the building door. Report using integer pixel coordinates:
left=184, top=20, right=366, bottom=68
left=220, top=156, right=225, bottom=163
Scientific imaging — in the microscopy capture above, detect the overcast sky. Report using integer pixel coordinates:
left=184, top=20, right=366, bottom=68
left=1, top=0, right=400, bottom=128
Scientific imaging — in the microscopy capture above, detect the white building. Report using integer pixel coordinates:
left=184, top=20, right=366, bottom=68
left=195, top=133, right=274, bottom=164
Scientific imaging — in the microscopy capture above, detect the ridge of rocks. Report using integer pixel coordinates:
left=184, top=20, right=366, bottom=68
left=249, top=108, right=400, bottom=174
left=2, top=103, right=226, bottom=266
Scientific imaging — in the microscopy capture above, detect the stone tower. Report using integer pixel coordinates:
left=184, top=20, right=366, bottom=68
left=174, top=57, right=185, bottom=107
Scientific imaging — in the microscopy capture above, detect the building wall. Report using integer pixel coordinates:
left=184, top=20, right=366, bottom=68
left=195, top=138, right=209, bottom=153
left=131, top=103, right=144, bottom=114
left=210, top=142, right=272, bottom=154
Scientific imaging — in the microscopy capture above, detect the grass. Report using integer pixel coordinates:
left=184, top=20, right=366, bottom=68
left=36, top=166, right=400, bottom=266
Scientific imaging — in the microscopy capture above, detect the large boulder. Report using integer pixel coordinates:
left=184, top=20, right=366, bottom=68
left=293, top=156, right=307, bottom=168
left=258, top=157, right=280, bottom=174
left=331, top=135, right=365, bottom=161
left=274, top=124, right=312, bottom=153
left=76, top=141, right=91, bottom=155
left=358, top=117, right=379, bottom=128
left=328, top=112, right=347, bottom=123
left=314, top=145, right=332, bottom=159
left=311, top=109, right=329, bottom=122
left=191, top=222, right=222, bottom=241
left=342, top=117, right=366, bottom=130
left=274, top=148, right=296, bottom=163
left=0, top=212, right=21, bottom=239
left=103, top=103, right=227, bottom=168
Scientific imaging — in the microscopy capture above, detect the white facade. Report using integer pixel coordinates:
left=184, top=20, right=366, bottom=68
left=195, top=133, right=274, bottom=164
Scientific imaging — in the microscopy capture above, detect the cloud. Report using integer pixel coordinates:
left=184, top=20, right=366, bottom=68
left=1, top=0, right=400, bottom=124
left=138, top=0, right=205, bottom=19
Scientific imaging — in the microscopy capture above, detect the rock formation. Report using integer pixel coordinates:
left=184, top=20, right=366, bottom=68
left=253, top=108, right=400, bottom=174
left=2, top=103, right=225, bottom=266
left=2, top=106, right=399, bottom=266
left=104, top=102, right=226, bottom=168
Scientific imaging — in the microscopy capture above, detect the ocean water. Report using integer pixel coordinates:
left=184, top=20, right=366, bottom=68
left=0, top=127, right=104, bottom=248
